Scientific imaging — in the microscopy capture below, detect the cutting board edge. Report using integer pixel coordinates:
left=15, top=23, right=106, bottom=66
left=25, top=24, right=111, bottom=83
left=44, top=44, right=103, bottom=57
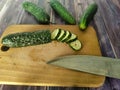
left=0, top=78, right=105, bottom=87
left=0, top=25, right=105, bottom=87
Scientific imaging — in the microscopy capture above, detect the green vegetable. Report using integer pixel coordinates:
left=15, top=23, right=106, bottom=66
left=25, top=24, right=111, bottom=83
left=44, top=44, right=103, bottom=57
left=51, top=29, right=82, bottom=51
left=66, top=33, right=77, bottom=43
left=1, top=46, right=10, bottom=51
left=2, top=30, right=51, bottom=47
left=79, top=3, right=98, bottom=30
left=69, top=39, right=82, bottom=51
left=57, top=29, right=66, bottom=41
left=61, top=31, right=71, bottom=42
left=23, top=1, right=50, bottom=24
left=49, top=0, right=76, bottom=24
left=51, top=29, right=61, bottom=40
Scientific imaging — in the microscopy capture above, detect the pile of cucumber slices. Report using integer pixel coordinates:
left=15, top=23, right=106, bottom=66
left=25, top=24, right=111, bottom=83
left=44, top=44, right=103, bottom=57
left=51, top=29, right=82, bottom=51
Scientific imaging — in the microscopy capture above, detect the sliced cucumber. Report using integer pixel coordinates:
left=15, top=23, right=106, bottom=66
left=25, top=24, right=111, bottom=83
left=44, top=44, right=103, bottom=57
left=61, top=31, right=71, bottom=42
left=51, top=29, right=61, bottom=40
left=57, top=30, right=66, bottom=41
left=69, top=39, right=82, bottom=51
left=51, top=28, right=82, bottom=51
left=66, top=33, right=77, bottom=43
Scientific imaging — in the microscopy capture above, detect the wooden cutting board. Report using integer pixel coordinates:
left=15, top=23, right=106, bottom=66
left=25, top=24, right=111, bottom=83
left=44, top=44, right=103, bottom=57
left=0, top=25, right=105, bottom=87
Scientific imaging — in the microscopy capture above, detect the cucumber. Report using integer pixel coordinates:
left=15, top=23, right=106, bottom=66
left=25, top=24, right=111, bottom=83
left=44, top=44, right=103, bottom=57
left=57, top=30, right=66, bottom=41
left=51, top=29, right=82, bottom=51
left=69, top=39, right=82, bottom=51
left=61, top=31, right=71, bottom=42
left=2, top=30, right=51, bottom=48
left=66, top=33, right=77, bottom=43
left=23, top=1, right=50, bottom=24
left=49, top=0, right=76, bottom=24
left=79, top=3, right=98, bottom=30
left=51, top=29, right=77, bottom=43
left=51, top=28, right=61, bottom=40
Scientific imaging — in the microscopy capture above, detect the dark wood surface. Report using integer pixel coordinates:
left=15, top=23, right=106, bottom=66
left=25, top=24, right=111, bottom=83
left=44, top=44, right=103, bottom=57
left=0, top=0, right=120, bottom=90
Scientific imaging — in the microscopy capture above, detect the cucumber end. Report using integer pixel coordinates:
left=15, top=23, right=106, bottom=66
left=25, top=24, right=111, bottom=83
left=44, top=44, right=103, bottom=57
left=79, top=24, right=87, bottom=31
left=22, top=1, right=31, bottom=9
left=1, top=46, right=10, bottom=51
left=2, top=38, right=13, bottom=47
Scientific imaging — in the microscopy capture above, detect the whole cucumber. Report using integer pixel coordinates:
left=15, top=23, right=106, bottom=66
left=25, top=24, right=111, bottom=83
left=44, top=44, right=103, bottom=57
left=2, top=30, right=51, bottom=48
left=49, top=0, right=76, bottom=24
left=23, top=2, right=50, bottom=24
left=79, top=3, right=98, bottom=30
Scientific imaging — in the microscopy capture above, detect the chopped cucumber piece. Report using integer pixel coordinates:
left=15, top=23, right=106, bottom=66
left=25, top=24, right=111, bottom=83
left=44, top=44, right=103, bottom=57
left=51, top=28, right=82, bottom=51
left=66, top=33, right=77, bottom=43
left=51, top=29, right=61, bottom=40
left=61, top=31, right=71, bottom=42
left=69, top=39, right=82, bottom=51
left=57, top=30, right=66, bottom=41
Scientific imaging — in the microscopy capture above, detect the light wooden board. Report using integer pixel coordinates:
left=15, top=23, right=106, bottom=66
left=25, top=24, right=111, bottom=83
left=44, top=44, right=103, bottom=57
left=0, top=25, right=105, bottom=87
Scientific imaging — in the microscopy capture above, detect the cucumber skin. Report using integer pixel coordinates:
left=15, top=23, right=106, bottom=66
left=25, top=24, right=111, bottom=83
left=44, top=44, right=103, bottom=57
left=23, top=2, right=50, bottom=24
left=53, top=29, right=62, bottom=40
left=57, top=29, right=67, bottom=41
left=61, top=31, right=72, bottom=42
left=66, top=37, right=77, bottom=44
left=79, top=3, right=98, bottom=30
left=2, top=30, right=51, bottom=48
left=50, top=0, right=76, bottom=25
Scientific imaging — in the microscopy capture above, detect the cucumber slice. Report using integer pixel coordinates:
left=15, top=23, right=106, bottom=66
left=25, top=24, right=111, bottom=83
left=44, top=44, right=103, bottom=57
left=51, top=29, right=61, bottom=40
left=57, top=30, right=66, bottom=41
left=69, top=39, right=82, bottom=51
left=66, top=33, right=77, bottom=43
left=61, top=31, right=71, bottom=42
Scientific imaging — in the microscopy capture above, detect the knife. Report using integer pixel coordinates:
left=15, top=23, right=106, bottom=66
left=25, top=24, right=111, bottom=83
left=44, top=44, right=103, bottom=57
left=47, top=55, right=120, bottom=79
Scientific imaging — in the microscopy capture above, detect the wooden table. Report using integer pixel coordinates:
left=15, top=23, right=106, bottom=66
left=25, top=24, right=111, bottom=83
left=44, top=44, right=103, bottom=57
left=0, top=0, right=120, bottom=90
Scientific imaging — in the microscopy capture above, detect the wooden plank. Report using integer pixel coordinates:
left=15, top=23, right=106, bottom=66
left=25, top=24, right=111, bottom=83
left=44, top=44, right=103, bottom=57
left=0, top=0, right=7, bottom=11
left=92, top=0, right=115, bottom=58
left=0, top=0, right=26, bottom=36
left=0, top=25, right=105, bottom=87
left=92, top=0, right=120, bottom=90
left=95, top=0, right=120, bottom=58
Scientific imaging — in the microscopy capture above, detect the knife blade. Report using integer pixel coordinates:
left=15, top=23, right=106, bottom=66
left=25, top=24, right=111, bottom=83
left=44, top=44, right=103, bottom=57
left=47, top=55, right=120, bottom=79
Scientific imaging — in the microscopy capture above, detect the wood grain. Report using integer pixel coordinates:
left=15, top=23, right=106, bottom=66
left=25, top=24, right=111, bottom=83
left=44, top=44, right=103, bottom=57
left=0, top=0, right=120, bottom=90
left=0, top=25, right=105, bottom=87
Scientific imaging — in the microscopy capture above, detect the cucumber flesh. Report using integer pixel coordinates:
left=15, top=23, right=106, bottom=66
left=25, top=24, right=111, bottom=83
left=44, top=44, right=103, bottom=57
left=69, top=39, right=82, bottom=51
left=61, top=31, right=71, bottom=42
left=51, top=28, right=82, bottom=51
left=66, top=33, right=77, bottom=43
left=51, top=29, right=61, bottom=40
left=57, top=30, right=66, bottom=41
left=2, top=30, right=51, bottom=48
